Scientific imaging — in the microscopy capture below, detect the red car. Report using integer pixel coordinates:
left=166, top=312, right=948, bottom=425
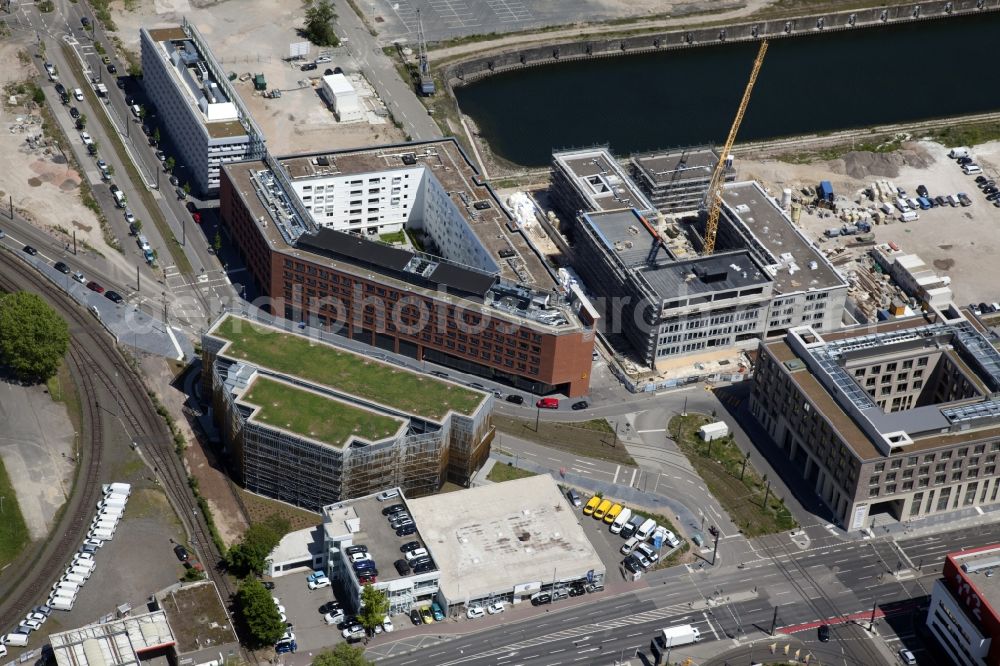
left=86, top=281, right=105, bottom=294
left=191, top=212, right=201, bottom=224
left=358, top=574, right=377, bottom=584
left=536, top=397, right=559, bottom=409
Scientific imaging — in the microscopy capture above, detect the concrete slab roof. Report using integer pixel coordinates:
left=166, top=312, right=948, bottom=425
left=722, top=182, right=846, bottom=294
left=50, top=611, right=175, bottom=666
left=155, top=582, right=237, bottom=655
left=631, top=147, right=721, bottom=184
left=274, top=139, right=554, bottom=288
left=406, top=475, right=604, bottom=603
left=639, top=251, right=770, bottom=301
left=553, top=148, right=654, bottom=213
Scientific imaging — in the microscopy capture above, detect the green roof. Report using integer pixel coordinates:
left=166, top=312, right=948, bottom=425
left=242, top=377, right=404, bottom=449
left=213, top=315, right=485, bottom=419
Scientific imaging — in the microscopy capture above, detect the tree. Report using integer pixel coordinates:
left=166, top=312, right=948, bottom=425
left=313, top=643, right=372, bottom=666
left=139, top=106, right=147, bottom=120
left=213, top=230, right=222, bottom=254
left=132, top=219, right=142, bottom=233
left=152, top=127, right=161, bottom=145
left=225, top=514, right=290, bottom=577
left=32, top=86, right=45, bottom=104
left=183, top=181, right=191, bottom=196
left=303, top=0, right=340, bottom=47
left=128, top=62, right=142, bottom=78
left=0, top=292, right=69, bottom=382
left=235, top=577, right=285, bottom=648
left=164, top=156, right=175, bottom=173
left=78, top=114, right=87, bottom=129
left=357, top=584, right=389, bottom=634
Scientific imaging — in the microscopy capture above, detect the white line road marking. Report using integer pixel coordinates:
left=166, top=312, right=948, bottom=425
left=637, top=428, right=665, bottom=433
left=613, top=465, right=620, bottom=484
left=629, top=468, right=637, bottom=486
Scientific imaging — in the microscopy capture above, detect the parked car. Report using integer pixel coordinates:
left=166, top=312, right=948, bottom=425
left=377, top=489, right=400, bottom=501
left=400, top=541, right=420, bottom=552
left=419, top=607, right=434, bottom=624
left=105, top=291, right=123, bottom=304
left=315, top=55, right=332, bottom=63
left=566, top=489, right=582, bottom=507
left=22, top=245, right=37, bottom=256
left=72, top=271, right=86, bottom=284
left=431, top=602, right=445, bottom=621
left=572, top=400, right=588, bottom=410
left=358, top=573, right=377, bottom=584
left=530, top=592, right=551, bottom=606
left=487, top=601, right=506, bottom=615
left=898, top=648, right=916, bottom=665
left=396, top=524, right=416, bottom=536
left=536, top=397, right=559, bottom=409
left=87, top=281, right=105, bottom=293
left=174, top=545, right=189, bottom=561
left=307, top=570, right=328, bottom=581
left=308, top=576, right=331, bottom=589
left=410, top=609, right=422, bottom=625
left=301, top=62, right=318, bottom=71
left=382, top=504, right=405, bottom=516
left=394, top=559, right=411, bottom=575
left=54, top=261, right=70, bottom=274
left=382, top=616, right=394, bottom=633
left=413, top=561, right=435, bottom=573
left=69, top=106, right=80, bottom=119
left=466, top=606, right=485, bottom=619
left=505, top=394, right=524, bottom=405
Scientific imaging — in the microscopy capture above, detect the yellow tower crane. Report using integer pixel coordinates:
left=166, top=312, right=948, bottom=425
left=702, top=39, right=768, bottom=255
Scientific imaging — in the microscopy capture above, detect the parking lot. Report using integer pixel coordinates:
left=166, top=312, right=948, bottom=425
left=271, top=573, right=343, bottom=653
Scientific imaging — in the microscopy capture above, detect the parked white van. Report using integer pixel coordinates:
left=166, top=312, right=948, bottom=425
left=68, top=565, right=93, bottom=579
left=635, top=518, right=657, bottom=541
left=98, top=496, right=127, bottom=511
left=610, top=508, right=632, bottom=535
left=54, top=581, right=80, bottom=596
left=49, top=593, right=76, bottom=608
left=89, top=528, right=114, bottom=541
left=103, top=482, right=131, bottom=497
left=61, top=573, right=87, bottom=586
left=963, top=164, right=983, bottom=175
left=1, top=633, right=29, bottom=647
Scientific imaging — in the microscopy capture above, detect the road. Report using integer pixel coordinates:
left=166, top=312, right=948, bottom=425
left=333, top=0, right=441, bottom=142
left=364, top=517, right=1000, bottom=666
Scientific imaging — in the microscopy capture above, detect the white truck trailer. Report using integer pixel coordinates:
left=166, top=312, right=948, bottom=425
left=698, top=422, right=729, bottom=442
left=660, top=624, right=701, bottom=648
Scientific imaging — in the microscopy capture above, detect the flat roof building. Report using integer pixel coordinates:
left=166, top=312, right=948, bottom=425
left=751, top=306, right=1000, bottom=531
left=928, top=544, right=1000, bottom=666
left=268, top=476, right=605, bottom=617
left=407, top=474, right=605, bottom=608
left=550, top=147, right=654, bottom=219
left=50, top=583, right=238, bottom=666
left=221, top=139, right=597, bottom=397
left=320, top=74, right=364, bottom=123
left=140, top=21, right=264, bottom=195
left=565, top=175, right=848, bottom=367
left=630, top=146, right=735, bottom=213
left=203, top=312, right=494, bottom=510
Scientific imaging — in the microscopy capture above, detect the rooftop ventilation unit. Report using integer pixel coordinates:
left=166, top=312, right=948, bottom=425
left=401, top=154, right=417, bottom=165
left=963, top=556, right=1000, bottom=574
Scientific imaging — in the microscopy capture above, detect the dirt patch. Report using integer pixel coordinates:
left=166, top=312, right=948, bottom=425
left=827, top=143, right=934, bottom=180
left=27, top=177, right=42, bottom=187
left=933, top=258, right=956, bottom=271
left=939, top=244, right=953, bottom=250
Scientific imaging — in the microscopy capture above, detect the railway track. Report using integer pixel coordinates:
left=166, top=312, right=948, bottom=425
left=0, top=251, right=232, bottom=625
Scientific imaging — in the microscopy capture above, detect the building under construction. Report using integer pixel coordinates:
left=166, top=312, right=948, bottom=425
left=551, top=148, right=849, bottom=366
left=202, top=312, right=493, bottom=511
left=630, top=146, right=736, bottom=214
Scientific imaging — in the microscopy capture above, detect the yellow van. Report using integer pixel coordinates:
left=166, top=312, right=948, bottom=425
left=603, top=503, right=623, bottom=524
left=583, top=496, right=601, bottom=516
left=593, top=499, right=613, bottom=520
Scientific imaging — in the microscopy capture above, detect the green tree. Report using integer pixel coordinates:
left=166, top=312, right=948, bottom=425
left=132, top=219, right=142, bottom=233
left=225, top=514, right=289, bottom=577
left=357, top=584, right=389, bottom=634
left=213, top=230, right=222, bottom=254
left=303, top=0, right=340, bottom=47
left=152, top=127, right=160, bottom=144
left=182, top=181, right=191, bottom=196
left=32, top=86, right=45, bottom=104
left=139, top=106, right=147, bottom=120
left=0, top=292, right=69, bottom=382
left=128, top=62, right=142, bottom=78
left=313, top=643, right=372, bottom=666
left=164, top=156, right=175, bottom=172
left=235, top=577, right=285, bottom=648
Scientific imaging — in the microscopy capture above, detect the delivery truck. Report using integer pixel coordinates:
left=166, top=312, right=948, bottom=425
left=698, top=422, right=729, bottom=441
left=660, top=624, right=702, bottom=648
left=103, top=482, right=131, bottom=497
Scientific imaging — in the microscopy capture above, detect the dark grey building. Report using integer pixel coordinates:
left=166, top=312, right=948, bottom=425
left=630, top=146, right=736, bottom=213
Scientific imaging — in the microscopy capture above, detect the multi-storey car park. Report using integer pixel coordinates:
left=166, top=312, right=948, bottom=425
left=220, top=139, right=597, bottom=397
left=140, top=21, right=264, bottom=195
left=202, top=312, right=493, bottom=511
left=927, top=544, right=1000, bottom=666
left=751, top=305, right=1000, bottom=532
left=629, top=146, right=736, bottom=214
left=550, top=147, right=848, bottom=367
left=266, top=476, right=605, bottom=618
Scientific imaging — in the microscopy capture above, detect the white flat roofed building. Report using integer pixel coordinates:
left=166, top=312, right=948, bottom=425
left=50, top=612, right=175, bottom=666
left=407, top=474, right=605, bottom=610
left=140, top=21, right=264, bottom=195
left=321, top=74, right=364, bottom=123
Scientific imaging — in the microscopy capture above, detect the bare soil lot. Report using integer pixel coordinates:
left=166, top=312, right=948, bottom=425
left=737, top=139, right=1000, bottom=306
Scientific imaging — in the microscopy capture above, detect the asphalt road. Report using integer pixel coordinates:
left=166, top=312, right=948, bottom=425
left=333, top=0, right=441, bottom=142
left=362, top=517, right=1000, bottom=666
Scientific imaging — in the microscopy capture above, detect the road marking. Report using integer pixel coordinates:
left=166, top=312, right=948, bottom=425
left=637, top=428, right=665, bottom=433
left=629, top=468, right=637, bottom=486
left=613, top=465, right=620, bottom=484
